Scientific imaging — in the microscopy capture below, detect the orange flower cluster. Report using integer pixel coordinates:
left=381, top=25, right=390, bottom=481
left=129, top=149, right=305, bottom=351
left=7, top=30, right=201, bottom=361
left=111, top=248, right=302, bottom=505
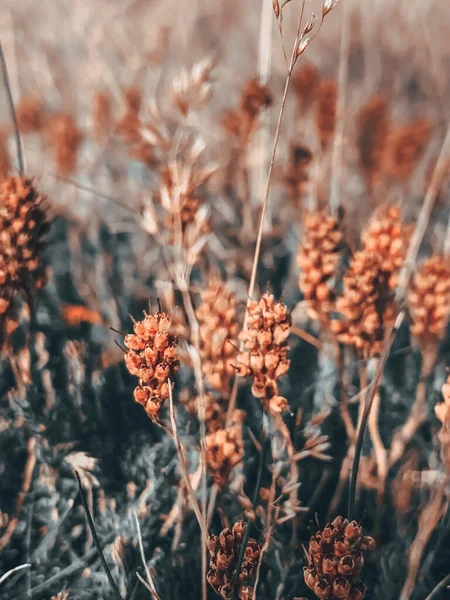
left=92, top=90, right=112, bottom=146
left=222, top=79, right=272, bottom=145
left=304, top=516, right=375, bottom=600
left=357, top=95, right=390, bottom=189
left=298, top=211, right=342, bottom=323
left=408, top=256, right=450, bottom=346
left=384, top=118, right=430, bottom=180
left=315, top=80, right=337, bottom=150
left=205, top=414, right=244, bottom=487
left=124, top=310, right=179, bottom=422
left=237, top=293, right=290, bottom=414
left=16, top=95, right=45, bottom=134
left=196, top=280, right=239, bottom=394
left=207, top=520, right=262, bottom=600
left=47, top=113, right=83, bottom=175
left=0, top=177, right=49, bottom=321
left=284, top=144, right=314, bottom=207
left=332, top=206, right=407, bottom=356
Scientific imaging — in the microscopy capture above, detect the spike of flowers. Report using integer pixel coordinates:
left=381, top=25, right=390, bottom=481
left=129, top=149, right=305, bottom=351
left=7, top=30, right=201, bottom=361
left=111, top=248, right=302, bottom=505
left=297, top=210, right=343, bottom=325
left=205, top=411, right=244, bottom=487
left=332, top=206, right=408, bottom=356
left=47, top=113, right=83, bottom=175
left=303, top=516, right=376, bottom=600
left=315, top=80, right=338, bottom=150
left=124, top=310, right=179, bottom=422
left=0, top=176, right=49, bottom=324
left=237, top=293, right=290, bottom=414
left=384, top=118, right=430, bottom=181
left=196, top=280, right=240, bottom=395
left=207, top=520, right=262, bottom=599
left=408, top=256, right=450, bottom=347
left=357, top=95, right=390, bottom=189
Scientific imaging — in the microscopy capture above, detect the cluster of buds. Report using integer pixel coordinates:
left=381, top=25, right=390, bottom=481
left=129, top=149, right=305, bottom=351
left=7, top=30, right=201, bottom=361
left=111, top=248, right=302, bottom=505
left=207, top=520, right=262, bottom=599
left=304, top=516, right=375, bottom=600
left=124, top=310, right=179, bottom=422
left=47, top=113, right=83, bottom=175
left=0, top=176, right=49, bottom=322
left=408, top=256, right=450, bottom=347
left=357, top=95, right=390, bottom=190
left=92, top=90, right=112, bottom=146
left=284, top=144, right=314, bottom=207
left=331, top=251, right=394, bottom=356
left=436, top=376, right=450, bottom=474
left=222, top=79, right=272, bottom=146
left=332, top=206, right=407, bottom=356
left=196, top=280, right=240, bottom=394
left=16, top=95, right=45, bottom=134
left=384, top=118, right=430, bottom=180
left=315, top=80, right=337, bottom=150
left=292, top=62, right=320, bottom=112
left=360, top=206, right=408, bottom=288
left=297, top=211, right=342, bottom=323
left=205, top=412, right=244, bottom=488
left=237, top=293, right=290, bottom=414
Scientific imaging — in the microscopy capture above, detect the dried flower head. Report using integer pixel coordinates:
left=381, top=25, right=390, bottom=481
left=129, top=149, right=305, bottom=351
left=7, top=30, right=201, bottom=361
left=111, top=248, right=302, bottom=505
left=293, top=62, right=320, bottom=111
left=298, top=210, right=342, bottom=323
left=222, top=78, right=272, bottom=145
left=408, top=256, right=450, bottom=347
left=205, top=413, right=244, bottom=487
left=196, top=280, right=240, bottom=394
left=16, top=95, right=45, bottom=133
left=304, top=516, right=375, bottom=600
left=384, top=118, right=431, bottom=180
left=92, top=90, right=111, bottom=146
left=124, top=309, right=179, bottom=422
left=0, top=176, right=49, bottom=323
left=357, top=95, right=390, bottom=189
left=47, top=113, right=83, bottom=175
left=315, top=80, right=337, bottom=150
left=207, top=520, right=262, bottom=599
left=284, top=144, right=314, bottom=206
left=332, top=206, right=407, bottom=355
left=237, top=293, right=290, bottom=414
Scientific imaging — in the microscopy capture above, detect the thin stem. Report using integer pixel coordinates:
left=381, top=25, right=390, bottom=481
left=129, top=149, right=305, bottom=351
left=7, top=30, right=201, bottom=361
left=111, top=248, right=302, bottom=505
left=133, top=510, right=161, bottom=600
left=396, top=124, right=450, bottom=303
left=348, top=311, right=405, bottom=520
left=329, top=0, right=350, bottom=217
left=168, top=380, right=209, bottom=542
left=0, top=43, right=23, bottom=174
left=75, top=471, right=123, bottom=600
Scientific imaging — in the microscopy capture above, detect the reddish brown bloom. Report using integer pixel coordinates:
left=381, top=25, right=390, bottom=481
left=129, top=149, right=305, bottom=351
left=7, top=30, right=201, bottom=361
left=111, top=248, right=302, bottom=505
left=304, top=516, right=375, bottom=599
left=124, top=310, right=179, bottom=422
left=357, top=95, right=390, bottom=189
left=207, top=520, right=262, bottom=599
left=47, top=113, right=83, bottom=175
left=237, top=293, right=290, bottom=414
left=0, top=177, right=49, bottom=324
left=315, top=80, right=337, bottom=150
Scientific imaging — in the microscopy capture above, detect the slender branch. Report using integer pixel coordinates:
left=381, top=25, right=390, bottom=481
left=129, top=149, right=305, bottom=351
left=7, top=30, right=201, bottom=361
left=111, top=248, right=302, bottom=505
left=133, top=510, right=161, bottom=600
left=75, top=471, right=124, bottom=600
left=329, top=0, right=350, bottom=217
left=424, top=573, right=450, bottom=600
left=0, top=42, right=24, bottom=174
left=395, top=124, right=450, bottom=303
left=347, top=311, right=405, bottom=520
